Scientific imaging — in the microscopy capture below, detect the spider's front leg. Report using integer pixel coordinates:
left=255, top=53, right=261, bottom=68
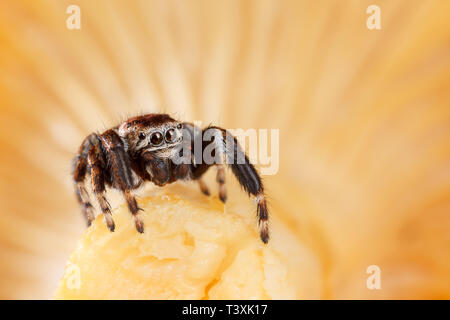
left=211, top=127, right=270, bottom=243
left=99, top=130, right=144, bottom=233
left=187, top=125, right=270, bottom=244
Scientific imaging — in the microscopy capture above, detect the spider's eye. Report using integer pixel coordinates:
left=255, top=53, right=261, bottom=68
left=138, top=132, right=146, bottom=140
left=150, top=131, right=163, bottom=145
left=177, top=123, right=182, bottom=129
left=165, top=128, right=176, bottom=143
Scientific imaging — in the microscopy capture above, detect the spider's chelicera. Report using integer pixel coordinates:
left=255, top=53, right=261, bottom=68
left=72, top=114, right=269, bottom=243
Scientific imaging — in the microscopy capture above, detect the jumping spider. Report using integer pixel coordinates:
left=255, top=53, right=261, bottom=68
left=72, top=114, right=269, bottom=243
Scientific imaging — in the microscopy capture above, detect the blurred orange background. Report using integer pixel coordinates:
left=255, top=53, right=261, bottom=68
left=0, top=0, right=449, bottom=299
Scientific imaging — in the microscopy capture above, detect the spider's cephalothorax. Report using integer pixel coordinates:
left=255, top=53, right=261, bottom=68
left=72, top=114, right=270, bottom=243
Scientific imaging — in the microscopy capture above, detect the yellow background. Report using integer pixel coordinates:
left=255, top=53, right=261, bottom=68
left=0, top=0, right=449, bottom=299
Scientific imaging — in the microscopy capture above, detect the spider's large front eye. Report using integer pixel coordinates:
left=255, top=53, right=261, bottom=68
left=150, top=131, right=163, bottom=145
left=165, top=128, right=176, bottom=143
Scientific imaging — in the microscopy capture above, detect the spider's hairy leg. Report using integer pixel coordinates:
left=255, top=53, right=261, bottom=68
left=208, top=127, right=270, bottom=244
left=72, top=133, right=98, bottom=226
left=74, top=181, right=95, bottom=226
left=216, top=164, right=227, bottom=203
left=100, top=130, right=144, bottom=233
left=124, top=190, right=143, bottom=232
left=87, top=139, right=114, bottom=231
left=197, top=178, right=210, bottom=196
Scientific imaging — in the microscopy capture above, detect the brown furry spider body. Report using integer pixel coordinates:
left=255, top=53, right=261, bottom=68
left=72, top=114, right=269, bottom=243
